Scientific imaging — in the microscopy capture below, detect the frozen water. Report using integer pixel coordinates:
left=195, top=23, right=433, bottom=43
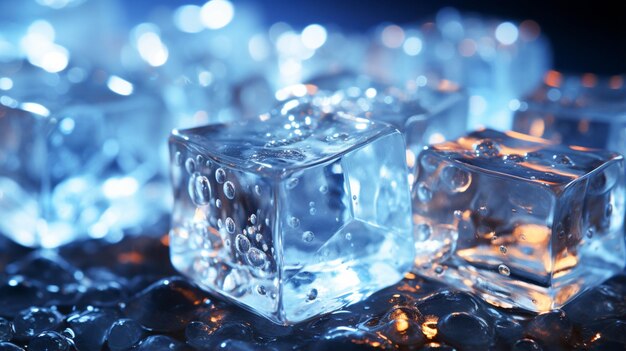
left=412, top=128, right=626, bottom=311
left=513, top=73, right=626, bottom=159
left=308, top=73, right=468, bottom=185
left=0, top=62, right=171, bottom=247
left=169, top=97, right=414, bottom=324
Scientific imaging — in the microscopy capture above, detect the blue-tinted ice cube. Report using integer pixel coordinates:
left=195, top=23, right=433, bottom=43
left=513, top=73, right=626, bottom=157
left=0, top=63, right=170, bottom=247
left=308, top=73, right=468, bottom=185
left=168, top=98, right=414, bottom=324
left=412, top=129, right=625, bottom=312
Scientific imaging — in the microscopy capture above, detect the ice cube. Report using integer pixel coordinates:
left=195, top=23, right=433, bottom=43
left=412, top=128, right=625, bottom=312
left=513, top=72, right=626, bottom=158
left=0, top=63, right=170, bottom=247
left=168, top=97, right=414, bottom=324
left=308, top=72, right=468, bottom=186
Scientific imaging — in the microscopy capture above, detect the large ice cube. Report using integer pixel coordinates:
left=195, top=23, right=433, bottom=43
left=0, top=63, right=170, bottom=247
left=513, top=72, right=626, bottom=157
left=168, top=98, right=414, bottom=324
left=412, top=128, right=625, bottom=312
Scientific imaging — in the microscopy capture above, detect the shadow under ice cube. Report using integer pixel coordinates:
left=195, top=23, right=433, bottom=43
left=169, top=98, right=414, bottom=324
left=412, top=128, right=625, bottom=312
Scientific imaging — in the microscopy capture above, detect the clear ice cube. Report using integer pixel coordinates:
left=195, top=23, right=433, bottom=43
left=308, top=73, right=468, bottom=186
left=0, top=63, right=171, bottom=247
left=412, top=128, right=625, bottom=312
left=168, top=98, right=414, bottom=324
left=513, top=72, right=626, bottom=157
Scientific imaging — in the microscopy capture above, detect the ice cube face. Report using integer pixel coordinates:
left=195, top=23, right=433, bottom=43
left=308, top=73, right=468, bottom=184
left=412, top=128, right=625, bottom=312
left=168, top=99, right=414, bottom=324
left=513, top=73, right=626, bottom=157
left=0, top=66, right=170, bottom=247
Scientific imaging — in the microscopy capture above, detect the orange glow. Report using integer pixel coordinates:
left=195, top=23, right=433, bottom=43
left=459, top=39, right=477, bottom=57
left=438, top=79, right=460, bottom=92
left=581, top=73, right=597, bottom=88
left=529, top=291, right=552, bottom=312
left=118, top=252, right=144, bottom=264
left=405, top=150, right=416, bottom=168
left=609, top=75, right=624, bottom=89
left=529, top=119, right=546, bottom=137
left=395, top=318, right=409, bottom=333
left=591, top=332, right=602, bottom=342
left=421, top=316, right=438, bottom=339
left=513, top=224, right=550, bottom=244
left=578, top=120, right=590, bottom=134
left=519, top=161, right=579, bottom=182
left=569, top=145, right=594, bottom=152
left=160, top=234, right=170, bottom=246
left=404, top=272, right=416, bottom=280
left=544, top=70, right=562, bottom=88
left=504, top=130, right=551, bottom=144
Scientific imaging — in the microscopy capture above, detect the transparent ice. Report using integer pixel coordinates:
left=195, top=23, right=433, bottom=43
left=0, top=62, right=171, bottom=247
left=513, top=73, right=626, bottom=158
left=169, top=98, right=414, bottom=324
left=412, top=128, right=625, bottom=311
left=308, top=73, right=468, bottom=184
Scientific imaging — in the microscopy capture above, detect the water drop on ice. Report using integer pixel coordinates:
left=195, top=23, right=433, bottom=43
left=319, top=185, right=328, bottom=194
left=417, top=182, right=433, bottom=202
left=498, top=264, right=510, bottom=276
left=441, top=165, right=472, bottom=193
left=473, top=139, right=500, bottom=158
left=189, top=173, right=211, bottom=206
left=215, top=199, right=221, bottom=208
left=288, top=216, right=300, bottom=228
left=250, top=214, right=257, bottom=224
left=345, top=232, right=352, bottom=240
left=286, top=177, right=299, bottom=189
left=225, top=217, right=235, bottom=234
left=246, top=248, right=267, bottom=267
left=215, top=168, right=226, bottom=183
left=217, top=218, right=223, bottom=229
left=223, top=181, right=235, bottom=199
left=302, top=231, right=315, bottom=243
left=499, top=245, right=507, bottom=254
left=174, top=151, right=183, bottom=165
left=235, top=234, right=251, bottom=253
left=415, top=223, right=432, bottom=241
left=307, top=289, right=318, bottom=301
left=257, top=285, right=266, bottom=295
left=309, top=207, right=317, bottom=215
left=185, top=158, right=196, bottom=174
left=254, top=185, right=261, bottom=196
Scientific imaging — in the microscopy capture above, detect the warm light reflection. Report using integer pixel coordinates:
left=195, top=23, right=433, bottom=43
left=529, top=118, right=545, bottom=137
left=544, top=70, right=562, bottom=88
left=581, top=73, right=597, bottom=88
left=578, top=119, right=589, bottom=134
left=609, top=75, right=624, bottom=89
left=421, top=316, right=438, bottom=339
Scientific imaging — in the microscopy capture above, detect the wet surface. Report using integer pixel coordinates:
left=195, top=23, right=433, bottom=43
left=0, top=232, right=623, bottom=350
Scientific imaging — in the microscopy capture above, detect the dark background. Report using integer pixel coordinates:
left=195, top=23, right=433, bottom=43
left=134, top=0, right=626, bottom=75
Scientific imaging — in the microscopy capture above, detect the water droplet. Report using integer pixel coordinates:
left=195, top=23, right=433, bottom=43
left=453, top=210, right=463, bottom=219
left=225, top=217, right=235, bottom=234
left=520, top=234, right=527, bottom=241
left=254, top=185, right=261, bottom=196
left=586, top=228, right=594, bottom=238
left=415, top=224, right=432, bottom=241
left=302, top=231, right=315, bottom=243
left=287, top=216, right=300, bottom=228
left=605, top=203, right=613, bottom=217
left=217, top=218, right=223, bottom=229
left=250, top=214, right=257, bottom=225
left=286, top=177, right=299, bottom=190
left=215, top=168, right=226, bottom=183
left=196, top=155, right=205, bottom=165
left=552, top=154, right=574, bottom=166
left=498, top=264, right=510, bottom=276
left=257, top=285, right=266, bottom=295
left=434, top=265, right=445, bottom=275
left=223, top=181, right=235, bottom=199
left=502, top=154, right=524, bottom=163
left=224, top=239, right=230, bottom=248
left=307, top=288, right=318, bottom=301
left=499, top=245, right=507, bottom=254
left=441, top=165, right=472, bottom=193
left=185, top=158, right=196, bottom=174
left=473, top=139, right=500, bottom=158
left=309, top=207, right=317, bottom=215
left=255, top=233, right=263, bottom=242
left=417, top=182, right=433, bottom=202
left=215, top=199, right=221, bottom=208
left=309, top=201, right=315, bottom=207
left=345, top=232, right=352, bottom=240
left=246, top=248, right=267, bottom=267
left=352, top=195, right=357, bottom=200
left=265, top=218, right=270, bottom=226
left=188, top=173, right=211, bottom=206
left=235, top=234, right=251, bottom=253
left=319, top=185, right=328, bottom=194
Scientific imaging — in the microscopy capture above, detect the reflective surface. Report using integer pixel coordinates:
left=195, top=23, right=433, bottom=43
left=412, top=128, right=626, bottom=311
left=169, top=98, right=413, bottom=324
left=0, top=234, right=624, bottom=350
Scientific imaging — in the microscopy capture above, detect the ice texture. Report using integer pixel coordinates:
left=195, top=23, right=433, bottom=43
left=513, top=73, right=626, bottom=158
left=0, top=63, right=170, bottom=247
left=308, top=73, right=468, bottom=185
left=412, top=128, right=625, bottom=311
left=168, top=98, right=414, bottom=324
